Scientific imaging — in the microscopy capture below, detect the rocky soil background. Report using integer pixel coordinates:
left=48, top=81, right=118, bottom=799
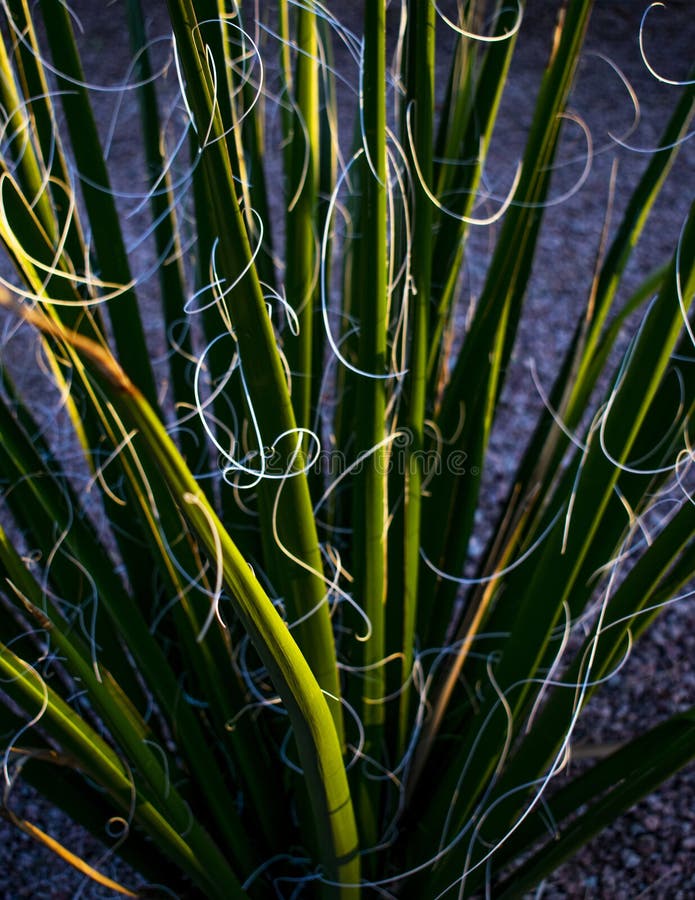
left=0, top=1, right=693, bottom=897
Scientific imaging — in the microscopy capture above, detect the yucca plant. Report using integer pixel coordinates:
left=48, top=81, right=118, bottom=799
left=0, top=0, right=693, bottom=896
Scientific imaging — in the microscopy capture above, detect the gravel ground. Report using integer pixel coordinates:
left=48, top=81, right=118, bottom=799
left=0, top=1, right=693, bottom=898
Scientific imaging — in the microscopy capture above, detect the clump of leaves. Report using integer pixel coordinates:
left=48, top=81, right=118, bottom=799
left=0, top=1, right=693, bottom=897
